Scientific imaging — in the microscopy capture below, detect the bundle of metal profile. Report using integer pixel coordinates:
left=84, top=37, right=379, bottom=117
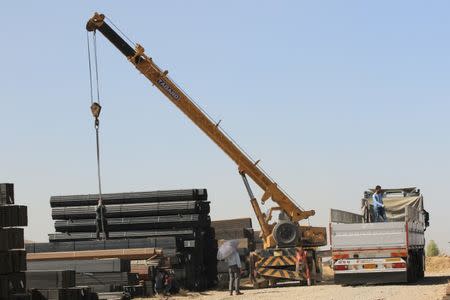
left=214, top=227, right=254, bottom=240
left=27, top=258, right=131, bottom=273
left=30, top=288, right=88, bottom=300
left=123, top=285, right=145, bottom=298
left=26, top=237, right=177, bottom=253
left=75, top=272, right=129, bottom=286
left=54, top=214, right=210, bottom=232
left=52, top=201, right=210, bottom=220
left=0, top=273, right=26, bottom=298
left=26, top=270, right=76, bottom=289
left=173, top=246, right=210, bottom=291
left=0, top=228, right=24, bottom=251
left=0, top=183, right=14, bottom=205
left=48, top=229, right=195, bottom=242
left=50, top=189, right=208, bottom=207
left=0, top=205, right=28, bottom=227
left=97, top=291, right=128, bottom=300
left=89, top=284, right=128, bottom=293
left=211, top=218, right=252, bottom=231
left=202, top=227, right=218, bottom=288
left=27, top=248, right=163, bottom=262
left=0, top=183, right=29, bottom=300
left=171, top=228, right=217, bottom=290
left=0, top=250, right=26, bottom=274
left=212, top=218, right=256, bottom=251
left=7, top=293, right=31, bottom=300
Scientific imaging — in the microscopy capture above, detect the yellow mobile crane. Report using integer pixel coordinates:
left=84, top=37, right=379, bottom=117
left=86, top=13, right=326, bottom=286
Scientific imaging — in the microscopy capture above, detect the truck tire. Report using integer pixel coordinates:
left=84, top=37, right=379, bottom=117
left=418, top=249, right=425, bottom=279
left=407, top=252, right=417, bottom=283
left=309, top=257, right=317, bottom=286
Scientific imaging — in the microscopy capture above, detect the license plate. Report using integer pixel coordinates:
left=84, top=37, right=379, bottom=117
left=385, top=258, right=401, bottom=262
left=363, top=264, right=377, bottom=269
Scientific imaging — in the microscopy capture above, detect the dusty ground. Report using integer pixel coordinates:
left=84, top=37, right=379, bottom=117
left=144, top=257, right=450, bottom=300
left=426, top=256, right=450, bottom=273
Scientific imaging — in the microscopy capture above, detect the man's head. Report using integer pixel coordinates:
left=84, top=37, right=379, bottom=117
left=375, top=185, right=382, bottom=194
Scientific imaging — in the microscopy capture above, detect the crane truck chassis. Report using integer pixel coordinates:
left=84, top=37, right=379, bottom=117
left=86, top=12, right=327, bottom=287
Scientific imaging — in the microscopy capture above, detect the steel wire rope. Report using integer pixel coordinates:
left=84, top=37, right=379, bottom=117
left=91, top=19, right=309, bottom=218
left=167, top=75, right=306, bottom=211
left=105, top=16, right=136, bottom=46
left=87, top=31, right=106, bottom=239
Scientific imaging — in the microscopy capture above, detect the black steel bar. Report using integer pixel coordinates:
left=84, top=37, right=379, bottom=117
left=54, top=214, right=210, bottom=232
left=50, top=189, right=207, bottom=207
left=51, top=201, right=209, bottom=220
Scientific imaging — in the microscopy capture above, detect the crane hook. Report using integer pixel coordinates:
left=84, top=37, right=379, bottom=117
left=91, top=102, right=102, bottom=127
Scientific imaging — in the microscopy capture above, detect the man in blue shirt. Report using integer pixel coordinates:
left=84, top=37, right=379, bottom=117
left=373, top=185, right=387, bottom=222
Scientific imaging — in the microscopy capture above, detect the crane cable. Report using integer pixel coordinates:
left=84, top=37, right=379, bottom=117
left=87, top=31, right=106, bottom=240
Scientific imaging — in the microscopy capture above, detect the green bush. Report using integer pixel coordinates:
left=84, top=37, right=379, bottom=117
left=426, top=240, right=440, bottom=257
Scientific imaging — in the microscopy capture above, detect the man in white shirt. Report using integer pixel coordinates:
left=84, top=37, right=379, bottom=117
left=225, top=249, right=243, bottom=296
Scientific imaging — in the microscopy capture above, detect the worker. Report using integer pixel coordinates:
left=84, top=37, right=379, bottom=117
left=372, top=185, right=387, bottom=222
left=95, top=199, right=109, bottom=239
left=225, top=248, right=243, bottom=296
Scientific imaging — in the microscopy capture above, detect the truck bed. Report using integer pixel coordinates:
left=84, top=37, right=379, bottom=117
left=330, top=207, right=426, bottom=285
left=331, top=221, right=424, bottom=251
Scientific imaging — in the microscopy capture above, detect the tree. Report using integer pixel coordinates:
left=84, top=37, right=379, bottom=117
left=426, top=240, right=440, bottom=257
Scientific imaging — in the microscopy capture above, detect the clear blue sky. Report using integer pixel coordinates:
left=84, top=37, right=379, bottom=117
left=0, top=1, right=448, bottom=253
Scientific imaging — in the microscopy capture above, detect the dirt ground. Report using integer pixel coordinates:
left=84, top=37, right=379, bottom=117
left=426, top=256, right=450, bottom=273
left=157, top=256, right=450, bottom=300
left=163, top=273, right=449, bottom=300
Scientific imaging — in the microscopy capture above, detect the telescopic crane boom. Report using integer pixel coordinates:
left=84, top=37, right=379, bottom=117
left=86, top=12, right=326, bottom=285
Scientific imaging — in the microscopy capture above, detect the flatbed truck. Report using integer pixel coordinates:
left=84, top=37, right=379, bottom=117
left=330, top=187, right=428, bottom=284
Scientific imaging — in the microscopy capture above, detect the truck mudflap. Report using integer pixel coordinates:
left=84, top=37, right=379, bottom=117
left=333, top=257, right=407, bottom=284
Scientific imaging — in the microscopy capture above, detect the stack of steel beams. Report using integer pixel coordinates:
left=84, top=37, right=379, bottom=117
left=30, top=288, right=88, bottom=300
left=26, top=237, right=177, bottom=256
left=26, top=249, right=162, bottom=294
left=44, top=189, right=216, bottom=291
left=0, top=205, right=27, bottom=228
left=48, top=229, right=195, bottom=242
left=26, top=270, right=76, bottom=289
left=27, top=258, right=131, bottom=273
left=0, top=183, right=29, bottom=300
left=26, top=270, right=99, bottom=300
left=0, top=183, right=14, bottom=205
left=26, top=248, right=163, bottom=261
left=52, top=201, right=210, bottom=219
left=49, top=189, right=208, bottom=207
left=54, top=214, right=210, bottom=232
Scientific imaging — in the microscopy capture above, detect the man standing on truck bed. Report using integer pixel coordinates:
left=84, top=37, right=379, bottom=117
left=373, top=185, right=387, bottom=222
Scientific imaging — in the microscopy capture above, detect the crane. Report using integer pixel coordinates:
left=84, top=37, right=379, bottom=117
left=86, top=12, right=326, bottom=286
